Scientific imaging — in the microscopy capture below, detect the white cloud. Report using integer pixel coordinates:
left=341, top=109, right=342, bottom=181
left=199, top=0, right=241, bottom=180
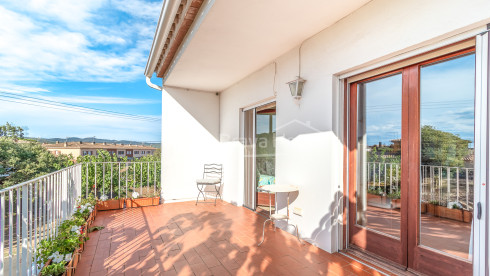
left=0, top=1, right=162, bottom=83
left=0, top=84, right=50, bottom=94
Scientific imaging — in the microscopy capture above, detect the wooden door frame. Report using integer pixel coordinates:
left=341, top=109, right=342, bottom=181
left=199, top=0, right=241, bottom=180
left=406, top=49, right=474, bottom=275
left=343, top=46, right=476, bottom=275
left=347, top=71, right=408, bottom=266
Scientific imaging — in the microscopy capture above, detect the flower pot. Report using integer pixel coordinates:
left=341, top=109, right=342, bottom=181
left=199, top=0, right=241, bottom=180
left=63, top=248, right=81, bottom=276
left=438, top=206, right=463, bottom=221
left=426, top=203, right=438, bottom=217
left=420, top=202, right=427, bottom=214
left=391, top=198, right=401, bottom=209
left=125, top=199, right=132, bottom=208
left=38, top=259, right=52, bottom=276
left=130, top=197, right=160, bottom=208
left=463, top=210, right=473, bottom=223
left=38, top=248, right=81, bottom=276
left=97, top=199, right=124, bottom=211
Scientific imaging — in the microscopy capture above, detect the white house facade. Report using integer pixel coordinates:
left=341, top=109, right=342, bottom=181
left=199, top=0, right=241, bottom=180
left=145, top=1, right=490, bottom=275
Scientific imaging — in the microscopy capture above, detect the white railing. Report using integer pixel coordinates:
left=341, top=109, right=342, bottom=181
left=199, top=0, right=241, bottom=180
left=0, top=160, right=161, bottom=275
left=81, top=161, right=161, bottom=199
left=0, top=164, right=82, bottom=276
left=367, top=162, right=474, bottom=209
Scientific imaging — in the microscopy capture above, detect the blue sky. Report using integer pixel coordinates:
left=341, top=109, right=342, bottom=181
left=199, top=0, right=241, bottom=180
left=363, top=53, right=475, bottom=147
left=0, top=0, right=163, bottom=142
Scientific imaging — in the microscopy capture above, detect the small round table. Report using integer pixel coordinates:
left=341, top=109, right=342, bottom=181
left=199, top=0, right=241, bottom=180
left=257, top=184, right=303, bottom=246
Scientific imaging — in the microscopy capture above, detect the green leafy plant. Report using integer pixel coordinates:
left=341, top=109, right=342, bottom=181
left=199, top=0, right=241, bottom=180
left=89, top=226, right=105, bottom=233
left=35, top=199, right=95, bottom=275
left=429, top=200, right=440, bottom=205
left=387, top=191, right=401, bottom=199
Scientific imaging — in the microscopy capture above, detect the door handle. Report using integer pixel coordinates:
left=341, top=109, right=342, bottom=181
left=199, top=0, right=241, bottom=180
left=477, top=202, right=482, bottom=220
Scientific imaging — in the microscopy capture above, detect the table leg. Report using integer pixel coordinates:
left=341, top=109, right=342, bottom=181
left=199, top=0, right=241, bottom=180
left=258, top=218, right=272, bottom=246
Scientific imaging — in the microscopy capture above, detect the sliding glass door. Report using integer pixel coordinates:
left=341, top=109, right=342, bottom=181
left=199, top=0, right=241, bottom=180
left=349, top=47, right=476, bottom=275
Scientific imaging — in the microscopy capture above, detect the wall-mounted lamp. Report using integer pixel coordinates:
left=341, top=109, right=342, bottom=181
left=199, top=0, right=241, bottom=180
left=287, top=76, right=306, bottom=100
left=288, top=42, right=306, bottom=101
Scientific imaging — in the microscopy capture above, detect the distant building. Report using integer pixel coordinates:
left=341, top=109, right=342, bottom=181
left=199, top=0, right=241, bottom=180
left=43, top=141, right=157, bottom=160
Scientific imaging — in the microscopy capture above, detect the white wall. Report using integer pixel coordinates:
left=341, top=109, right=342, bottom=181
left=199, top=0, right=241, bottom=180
left=217, top=0, right=490, bottom=254
left=161, top=86, right=221, bottom=201
left=160, top=0, right=490, bottom=253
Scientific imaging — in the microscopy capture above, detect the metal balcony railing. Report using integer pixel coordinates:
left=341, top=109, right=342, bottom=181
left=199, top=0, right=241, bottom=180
left=0, top=161, right=161, bottom=275
left=366, top=162, right=474, bottom=209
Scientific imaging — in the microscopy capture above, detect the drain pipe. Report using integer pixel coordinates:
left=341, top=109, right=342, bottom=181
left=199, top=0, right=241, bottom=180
left=146, top=76, right=163, bottom=91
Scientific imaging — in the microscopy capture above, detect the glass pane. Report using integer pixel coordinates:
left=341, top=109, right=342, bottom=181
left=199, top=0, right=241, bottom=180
left=357, top=73, right=402, bottom=238
left=256, top=105, right=276, bottom=212
left=420, top=53, right=475, bottom=260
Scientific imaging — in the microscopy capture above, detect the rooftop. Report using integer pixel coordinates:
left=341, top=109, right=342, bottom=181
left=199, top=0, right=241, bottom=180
left=76, top=201, right=390, bottom=275
left=42, top=142, right=157, bottom=150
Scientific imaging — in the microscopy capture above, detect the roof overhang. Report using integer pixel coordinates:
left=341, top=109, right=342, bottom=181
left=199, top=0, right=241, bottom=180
left=145, top=0, right=371, bottom=92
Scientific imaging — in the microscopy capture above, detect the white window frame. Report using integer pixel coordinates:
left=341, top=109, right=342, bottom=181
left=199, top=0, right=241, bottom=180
left=474, top=30, right=489, bottom=276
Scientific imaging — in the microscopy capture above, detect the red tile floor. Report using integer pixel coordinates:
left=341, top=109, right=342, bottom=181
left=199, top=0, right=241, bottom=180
left=75, top=201, right=392, bottom=275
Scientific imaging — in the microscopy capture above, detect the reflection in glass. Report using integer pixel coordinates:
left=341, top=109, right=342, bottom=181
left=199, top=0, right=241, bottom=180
left=255, top=104, right=276, bottom=212
left=419, top=54, right=475, bottom=260
left=356, top=74, right=402, bottom=238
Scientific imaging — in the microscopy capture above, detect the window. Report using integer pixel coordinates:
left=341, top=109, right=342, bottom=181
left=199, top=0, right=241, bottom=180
left=134, top=151, right=139, bottom=154
left=118, top=151, right=124, bottom=155
left=126, top=150, right=131, bottom=154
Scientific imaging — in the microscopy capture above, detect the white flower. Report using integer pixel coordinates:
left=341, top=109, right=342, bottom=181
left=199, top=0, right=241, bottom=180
left=88, top=207, right=93, bottom=212
left=84, top=203, right=92, bottom=208
left=71, top=225, right=81, bottom=235
left=100, top=194, right=108, bottom=201
left=64, top=253, right=72, bottom=262
left=49, top=251, right=64, bottom=263
left=132, top=192, right=139, bottom=199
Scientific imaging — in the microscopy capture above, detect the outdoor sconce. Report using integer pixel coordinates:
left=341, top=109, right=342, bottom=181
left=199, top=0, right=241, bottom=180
left=287, top=76, right=306, bottom=100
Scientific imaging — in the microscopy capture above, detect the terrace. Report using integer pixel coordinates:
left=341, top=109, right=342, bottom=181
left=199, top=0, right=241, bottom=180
left=74, top=201, right=391, bottom=276
left=1, top=159, right=473, bottom=275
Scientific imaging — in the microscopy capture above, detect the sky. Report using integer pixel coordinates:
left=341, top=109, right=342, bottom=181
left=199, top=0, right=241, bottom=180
left=363, top=53, right=475, bottom=148
left=0, top=0, right=163, bottom=142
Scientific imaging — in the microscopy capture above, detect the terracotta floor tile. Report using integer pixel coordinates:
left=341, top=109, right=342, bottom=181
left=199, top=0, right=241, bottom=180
left=77, top=201, right=386, bottom=276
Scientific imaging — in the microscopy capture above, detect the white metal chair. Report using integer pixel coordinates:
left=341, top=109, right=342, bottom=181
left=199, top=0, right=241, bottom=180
left=195, top=164, right=222, bottom=206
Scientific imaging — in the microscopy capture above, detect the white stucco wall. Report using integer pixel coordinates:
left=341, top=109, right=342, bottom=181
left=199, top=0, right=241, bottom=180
left=161, top=87, right=221, bottom=201
left=160, top=0, right=490, bottom=254
left=217, top=0, right=490, bottom=254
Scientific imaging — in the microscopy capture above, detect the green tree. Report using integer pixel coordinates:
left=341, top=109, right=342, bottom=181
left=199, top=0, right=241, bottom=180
left=0, top=137, right=74, bottom=188
left=77, top=149, right=161, bottom=199
left=0, top=122, right=24, bottom=139
left=421, top=125, right=471, bottom=167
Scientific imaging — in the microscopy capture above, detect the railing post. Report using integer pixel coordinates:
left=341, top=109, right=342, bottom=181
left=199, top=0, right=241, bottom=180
left=8, top=190, right=13, bottom=276
left=21, top=185, right=28, bottom=276
left=456, top=167, right=460, bottom=203
left=118, top=163, right=121, bottom=198
left=0, top=193, right=4, bottom=275
left=111, top=163, right=113, bottom=199
left=447, top=167, right=450, bottom=204
left=466, top=168, right=469, bottom=208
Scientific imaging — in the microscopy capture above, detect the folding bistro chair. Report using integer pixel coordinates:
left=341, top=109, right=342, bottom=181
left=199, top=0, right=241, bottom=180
left=196, top=164, right=222, bottom=205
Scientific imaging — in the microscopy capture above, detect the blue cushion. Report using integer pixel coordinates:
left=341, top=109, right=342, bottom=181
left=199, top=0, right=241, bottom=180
left=258, top=175, right=275, bottom=187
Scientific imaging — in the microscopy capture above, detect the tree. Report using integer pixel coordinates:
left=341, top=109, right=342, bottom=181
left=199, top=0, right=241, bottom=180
left=0, top=122, right=24, bottom=139
left=421, top=125, right=471, bottom=167
left=0, top=137, right=74, bottom=188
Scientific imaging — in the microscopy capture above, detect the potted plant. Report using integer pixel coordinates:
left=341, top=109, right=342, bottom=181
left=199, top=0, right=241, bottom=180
left=463, top=209, right=473, bottom=223
left=387, top=191, right=401, bottom=209
left=128, top=190, right=160, bottom=208
left=97, top=194, right=125, bottom=211
left=36, top=218, right=85, bottom=275
left=426, top=200, right=439, bottom=217
left=420, top=201, right=428, bottom=214
left=438, top=203, right=464, bottom=221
